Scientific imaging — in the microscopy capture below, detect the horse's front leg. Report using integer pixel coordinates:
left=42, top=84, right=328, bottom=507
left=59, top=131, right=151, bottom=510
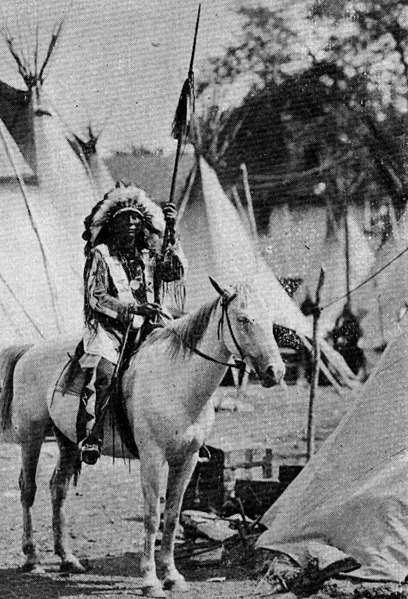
left=161, top=453, right=198, bottom=592
left=140, top=448, right=166, bottom=598
left=49, top=433, right=85, bottom=573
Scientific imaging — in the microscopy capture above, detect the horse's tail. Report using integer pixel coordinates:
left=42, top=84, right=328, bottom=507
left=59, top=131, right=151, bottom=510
left=0, top=344, right=32, bottom=436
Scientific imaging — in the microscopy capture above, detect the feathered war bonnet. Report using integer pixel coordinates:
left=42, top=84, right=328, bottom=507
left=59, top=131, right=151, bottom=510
left=82, top=182, right=166, bottom=255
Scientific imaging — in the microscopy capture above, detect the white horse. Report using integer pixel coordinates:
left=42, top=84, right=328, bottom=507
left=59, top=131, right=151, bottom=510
left=0, top=278, right=285, bottom=597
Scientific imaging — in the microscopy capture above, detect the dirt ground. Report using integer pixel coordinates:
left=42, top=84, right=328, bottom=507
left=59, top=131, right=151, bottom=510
left=1, top=384, right=408, bottom=598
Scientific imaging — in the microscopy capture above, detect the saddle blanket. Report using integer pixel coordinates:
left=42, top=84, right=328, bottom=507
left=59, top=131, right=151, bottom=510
left=48, top=347, right=89, bottom=444
left=48, top=344, right=140, bottom=458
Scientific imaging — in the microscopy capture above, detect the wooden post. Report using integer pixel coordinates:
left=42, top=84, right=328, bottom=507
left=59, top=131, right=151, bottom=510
left=307, top=267, right=325, bottom=461
left=262, top=448, right=273, bottom=479
left=344, top=201, right=351, bottom=310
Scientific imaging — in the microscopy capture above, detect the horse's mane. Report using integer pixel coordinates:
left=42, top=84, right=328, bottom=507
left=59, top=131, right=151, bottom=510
left=142, top=282, right=255, bottom=360
left=143, top=296, right=221, bottom=359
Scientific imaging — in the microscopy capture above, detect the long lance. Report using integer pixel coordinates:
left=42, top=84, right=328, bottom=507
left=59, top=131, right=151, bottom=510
left=165, top=3, right=201, bottom=249
left=155, top=5, right=201, bottom=306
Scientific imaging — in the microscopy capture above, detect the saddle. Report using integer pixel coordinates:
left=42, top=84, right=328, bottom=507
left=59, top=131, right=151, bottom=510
left=49, top=323, right=162, bottom=456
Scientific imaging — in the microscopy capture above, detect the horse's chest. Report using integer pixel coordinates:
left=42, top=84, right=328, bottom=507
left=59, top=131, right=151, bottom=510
left=173, top=404, right=215, bottom=449
left=136, top=400, right=215, bottom=455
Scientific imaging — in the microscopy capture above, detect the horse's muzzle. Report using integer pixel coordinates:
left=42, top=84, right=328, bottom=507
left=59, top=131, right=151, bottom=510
left=260, top=363, right=286, bottom=388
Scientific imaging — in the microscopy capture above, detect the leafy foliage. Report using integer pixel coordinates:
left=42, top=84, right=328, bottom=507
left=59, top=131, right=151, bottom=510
left=196, top=1, right=408, bottom=225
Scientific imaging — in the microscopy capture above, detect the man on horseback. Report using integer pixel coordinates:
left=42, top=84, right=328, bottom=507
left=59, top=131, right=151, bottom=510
left=78, top=182, right=186, bottom=465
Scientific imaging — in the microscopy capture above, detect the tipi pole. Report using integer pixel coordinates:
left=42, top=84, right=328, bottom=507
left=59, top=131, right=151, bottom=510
left=175, top=164, right=197, bottom=226
left=72, top=141, right=100, bottom=205
left=307, top=267, right=325, bottom=461
left=387, top=195, right=399, bottom=243
left=231, top=185, right=252, bottom=233
left=240, top=163, right=258, bottom=244
left=302, top=337, right=344, bottom=395
left=344, top=201, right=351, bottom=309
left=0, top=295, right=24, bottom=339
left=0, top=270, right=44, bottom=338
left=0, top=122, right=62, bottom=333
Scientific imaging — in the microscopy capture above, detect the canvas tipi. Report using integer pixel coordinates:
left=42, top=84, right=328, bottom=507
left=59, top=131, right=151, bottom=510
left=66, top=124, right=114, bottom=199
left=177, top=156, right=357, bottom=388
left=266, top=201, right=326, bottom=280
left=257, top=325, right=408, bottom=582
left=0, top=15, right=96, bottom=342
left=294, top=208, right=375, bottom=336
left=353, top=204, right=408, bottom=354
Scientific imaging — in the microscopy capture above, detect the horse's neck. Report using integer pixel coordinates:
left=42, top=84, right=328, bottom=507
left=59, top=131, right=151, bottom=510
left=184, top=307, right=232, bottom=396
left=199, top=306, right=231, bottom=361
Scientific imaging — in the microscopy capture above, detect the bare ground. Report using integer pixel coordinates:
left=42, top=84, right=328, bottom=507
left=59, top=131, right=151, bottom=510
left=1, top=384, right=407, bottom=598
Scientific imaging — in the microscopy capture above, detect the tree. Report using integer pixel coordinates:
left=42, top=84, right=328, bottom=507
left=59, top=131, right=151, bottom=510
left=197, top=1, right=408, bottom=222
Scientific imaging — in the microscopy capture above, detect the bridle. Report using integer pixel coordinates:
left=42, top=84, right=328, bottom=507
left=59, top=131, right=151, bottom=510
left=218, top=294, right=248, bottom=368
left=168, top=294, right=250, bottom=374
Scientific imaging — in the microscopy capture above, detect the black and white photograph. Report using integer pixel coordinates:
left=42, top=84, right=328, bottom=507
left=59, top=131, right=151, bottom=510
left=1, top=1, right=408, bottom=597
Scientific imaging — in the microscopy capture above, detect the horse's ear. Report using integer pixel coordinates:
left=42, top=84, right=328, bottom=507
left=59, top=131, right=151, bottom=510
left=209, top=277, right=237, bottom=303
left=209, top=276, right=225, bottom=297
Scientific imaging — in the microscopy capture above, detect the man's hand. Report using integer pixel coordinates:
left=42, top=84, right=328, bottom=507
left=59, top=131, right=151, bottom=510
left=132, top=302, right=161, bottom=319
left=162, top=202, right=177, bottom=226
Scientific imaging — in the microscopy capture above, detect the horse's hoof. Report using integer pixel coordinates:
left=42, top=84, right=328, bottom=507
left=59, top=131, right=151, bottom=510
left=142, top=584, right=166, bottom=598
left=60, top=558, right=88, bottom=574
left=20, top=563, right=45, bottom=575
left=163, top=577, right=189, bottom=592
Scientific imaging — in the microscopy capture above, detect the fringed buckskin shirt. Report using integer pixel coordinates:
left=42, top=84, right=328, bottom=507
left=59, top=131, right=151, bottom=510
left=80, top=241, right=186, bottom=366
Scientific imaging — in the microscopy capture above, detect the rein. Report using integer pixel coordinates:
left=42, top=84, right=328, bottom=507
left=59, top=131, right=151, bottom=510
left=168, top=295, right=250, bottom=374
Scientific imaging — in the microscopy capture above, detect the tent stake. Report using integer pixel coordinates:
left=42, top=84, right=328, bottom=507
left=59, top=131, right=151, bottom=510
left=307, top=267, right=325, bottom=461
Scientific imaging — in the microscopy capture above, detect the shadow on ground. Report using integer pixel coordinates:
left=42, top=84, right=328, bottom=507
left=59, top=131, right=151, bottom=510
left=0, top=554, right=145, bottom=599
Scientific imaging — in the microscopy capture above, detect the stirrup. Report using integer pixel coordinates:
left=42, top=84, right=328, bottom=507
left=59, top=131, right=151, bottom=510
left=198, top=445, right=211, bottom=464
left=80, top=442, right=101, bottom=465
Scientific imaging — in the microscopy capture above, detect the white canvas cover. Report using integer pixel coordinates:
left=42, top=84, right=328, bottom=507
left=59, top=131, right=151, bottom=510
left=257, top=327, right=408, bottom=582
left=0, top=179, right=84, bottom=343
left=66, top=126, right=114, bottom=199
left=295, top=210, right=375, bottom=336
left=84, top=149, right=114, bottom=198
left=0, top=13, right=97, bottom=344
left=266, top=202, right=326, bottom=279
left=34, top=99, right=96, bottom=242
left=353, top=205, right=408, bottom=351
left=0, top=112, right=86, bottom=343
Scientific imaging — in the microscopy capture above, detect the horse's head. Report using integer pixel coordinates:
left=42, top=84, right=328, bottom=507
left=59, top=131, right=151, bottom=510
left=209, top=277, right=286, bottom=387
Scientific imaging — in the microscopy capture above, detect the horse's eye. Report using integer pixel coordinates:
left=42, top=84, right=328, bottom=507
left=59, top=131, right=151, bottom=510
left=237, top=316, right=252, bottom=326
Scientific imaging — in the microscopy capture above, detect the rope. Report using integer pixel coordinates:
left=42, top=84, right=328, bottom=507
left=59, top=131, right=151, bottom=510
left=321, top=242, right=408, bottom=311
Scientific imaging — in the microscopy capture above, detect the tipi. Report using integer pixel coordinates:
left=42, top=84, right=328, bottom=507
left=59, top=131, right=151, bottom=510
left=177, top=156, right=357, bottom=388
left=66, top=124, right=114, bottom=199
left=0, top=15, right=96, bottom=342
left=294, top=208, right=375, bottom=335
left=353, top=205, right=408, bottom=355
left=266, top=201, right=326, bottom=280
left=257, top=325, right=408, bottom=582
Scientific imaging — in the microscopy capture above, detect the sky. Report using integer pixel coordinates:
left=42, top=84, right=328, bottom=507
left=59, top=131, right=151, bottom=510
left=0, top=0, right=243, bottom=155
